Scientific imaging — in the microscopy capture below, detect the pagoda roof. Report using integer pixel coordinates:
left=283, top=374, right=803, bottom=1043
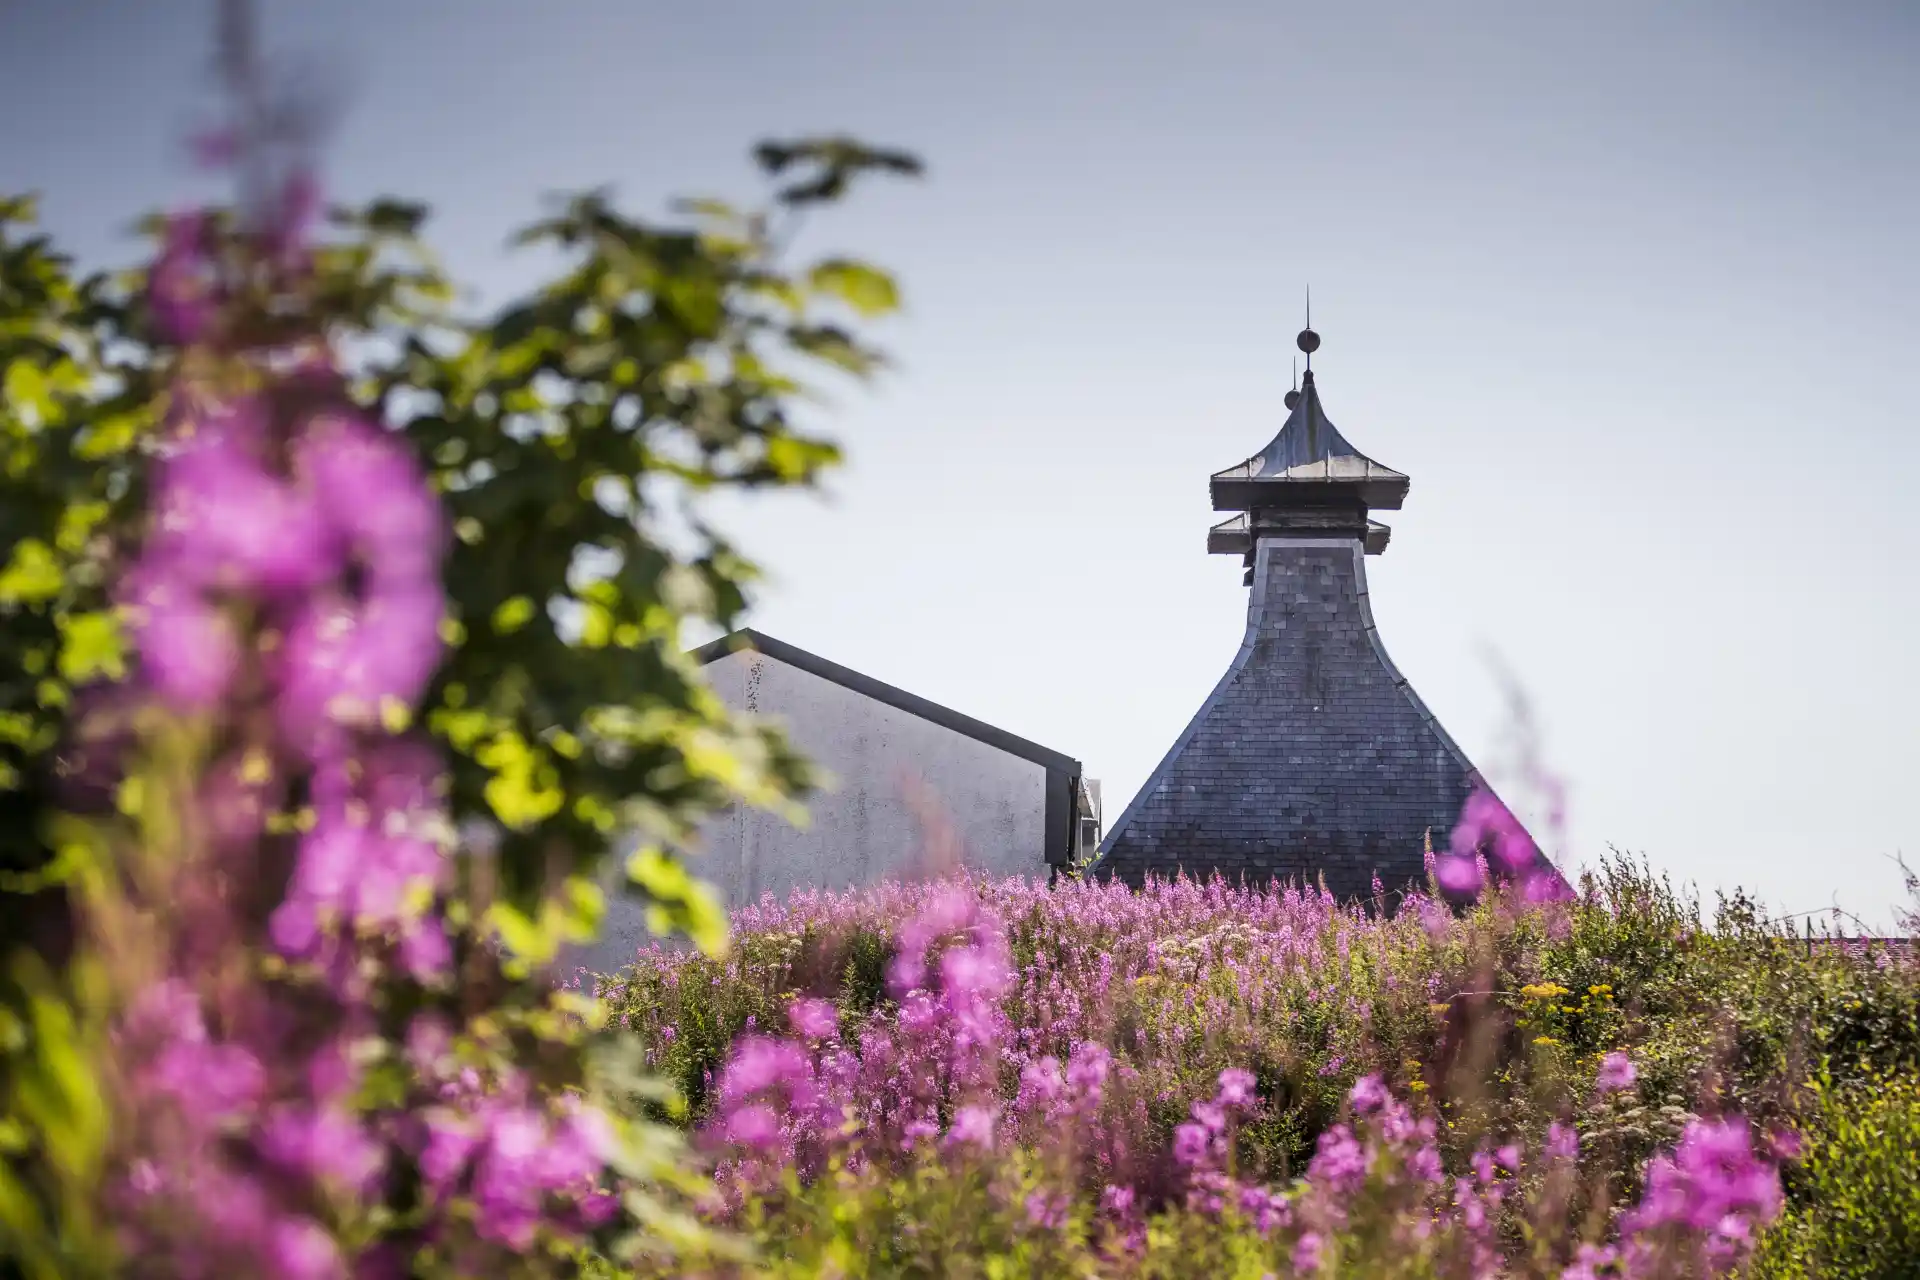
left=1210, top=370, right=1408, bottom=512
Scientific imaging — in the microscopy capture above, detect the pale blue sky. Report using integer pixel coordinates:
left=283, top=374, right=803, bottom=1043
left=5, top=2, right=1916, bottom=928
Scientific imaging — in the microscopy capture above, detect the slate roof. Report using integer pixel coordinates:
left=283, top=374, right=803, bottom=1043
left=1093, top=539, right=1478, bottom=902
left=1210, top=371, right=1409, bottom=512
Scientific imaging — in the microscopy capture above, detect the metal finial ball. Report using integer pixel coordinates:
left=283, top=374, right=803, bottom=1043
left=1296, top=328, right=1321, bottom=355
left=1283, top=389, right=1301, bottom=410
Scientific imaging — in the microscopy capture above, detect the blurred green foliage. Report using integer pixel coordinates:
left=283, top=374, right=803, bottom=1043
left=0, top=138, right=921, bottom=956
left=0, top=138, right=919, bottom=1276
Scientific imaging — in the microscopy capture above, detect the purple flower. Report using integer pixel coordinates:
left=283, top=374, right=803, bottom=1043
left=549, top=1098, right=617, bottom=1173
left=274, top=585, right=446, bottom=753
left=885, top=888, right=981, bottom=997
left=1245, top=1183, right=1292, bottom=1235
left=1192, top=1100, right=1229, bottom=1135
left=149, top=427, right=341, bottom=596
left=1172, top=1121, right=1212, bottom=1168
left=268, top=895, right=324, bottom=960
left=939, top=942, right=1011, bottom=1002
left=149, top=1039, right=264, bottom=1123
left=1020, top=1056, right=1066, bottom=1106
left=266, top=1215, right=344, bottom=1280
left=292, top=411, right=446, bottom=588
left=1522, top=868, right=1576, bottom=902
left=946, top=1104, right=998, bottom=1151
left=398, top=919, right=454, bottom=980
left=121, top=572, right=242, bottom=710
left=1471, top=1147, right=1497, bottom=1184
left=722, top=1102, right=782, bottom=1151
left=1563, top=1244, right=1618, bottom=1280
left=1622, top=1117, right=1782, bottom=1237
left=718, top=1036, right=814, bottom=1107
left=469, top=1104, right=580, bottom=1249
left=1307, top=1124, right=1368, bottom=1191
left=1408, top=1142, right=1445, bottom=1184
left=1434, top=853, right=1484, bottom=899
left=1024, top=1190, right=1068, bottom=1230
left=1348, top=1073, right=1390, bottom=1116
left=148, top=213, right=219, bottom=342
left=257, top=1105, right=385, bottom=1194
left=1066, top=1040, right=1112, bottom=1098
left=1546, top=1121, right=1580, bottom=1162
left=419, top=1112, right=479, bottom=1198
left=787, top=997, right=838, bottom=1040
left=1450, top=787, right=1539, bottom=875
left=1216, top=1067, right=1257, bottom=1107
left=402, top=1015, right=454, bottom=1078
left=1595, top=1050, right=1638, bottom=1095
left=1293, top=1231, right=1325, bottom=1274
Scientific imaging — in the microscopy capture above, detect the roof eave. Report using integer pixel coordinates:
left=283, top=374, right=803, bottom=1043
left=1210, top=474, right=1410, bottom=512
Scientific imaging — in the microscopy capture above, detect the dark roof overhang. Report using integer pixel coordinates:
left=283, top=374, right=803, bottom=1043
left=1208, top=513, right=1392, bottom=556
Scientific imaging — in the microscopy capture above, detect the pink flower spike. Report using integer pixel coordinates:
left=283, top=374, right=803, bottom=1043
left=787, top=997, right=838, bottom=1040
left=1293, top=1232, right=1325, bottom=1274
left=1434, top=853, right=1483, bottom=900
left=1348, top=1073, right=1390, bottom=1116
left=149, top=212, right=219, bottom=343
left=266, top=1216, right=344, bottom=1280
left=124, top=577, right=241, bottom=710
left=722, top=1103, right=781, bottom=1150
left=945, top=1104, right=997, bottom=1151
left=1216, top=1066, right=1257, bottom=1107
left=292, top=411, right=446, bottom=587
left=1595, top=1051, right=1638, bottom=1095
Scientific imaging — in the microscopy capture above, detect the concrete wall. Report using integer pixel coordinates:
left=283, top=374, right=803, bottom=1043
left=576, top=648, right=1051, bottom=975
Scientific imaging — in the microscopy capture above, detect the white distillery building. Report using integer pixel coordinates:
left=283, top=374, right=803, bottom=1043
left=579, top=630, right=1098, bottom=974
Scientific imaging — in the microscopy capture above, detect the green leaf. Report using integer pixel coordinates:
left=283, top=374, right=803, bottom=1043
left=806, top=259, right=900, bottom=318
left=4, top=360, right=56, bottom=427
left=626, top=844, right=728, bottom=957
left=0, top=539, right=64, bottom=605
left=55, top=610, right=124, bottom=683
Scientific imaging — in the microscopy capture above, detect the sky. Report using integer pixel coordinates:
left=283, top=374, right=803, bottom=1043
left=4, top=1, right=1916, bottom=928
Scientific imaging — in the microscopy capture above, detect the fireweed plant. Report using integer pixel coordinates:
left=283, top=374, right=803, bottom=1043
left=602, top=837, right=1920, bottom=1277
left=0, top=10, right=921, bottom=1277
left=19, top=90, right=645, bottom=1280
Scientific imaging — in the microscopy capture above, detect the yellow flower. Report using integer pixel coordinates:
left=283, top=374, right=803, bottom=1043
left=1521, top=983, right=1571, bottom=1001
left=1409, top=1080, right=1429, bottom=1092
left=1533, top=1035, right=1559, bottom=1046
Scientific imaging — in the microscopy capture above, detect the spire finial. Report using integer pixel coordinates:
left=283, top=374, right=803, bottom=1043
left=1296, top=286, right=1320, bottom=372
left=1284, top=357, right=1301, bottom=411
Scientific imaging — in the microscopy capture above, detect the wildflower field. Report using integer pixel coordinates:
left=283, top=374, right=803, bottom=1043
left=597, top=864, right=1920, bottom=1277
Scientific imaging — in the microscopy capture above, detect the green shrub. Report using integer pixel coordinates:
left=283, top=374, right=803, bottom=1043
left=1758, top=1067, right=1920, bottom=1280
